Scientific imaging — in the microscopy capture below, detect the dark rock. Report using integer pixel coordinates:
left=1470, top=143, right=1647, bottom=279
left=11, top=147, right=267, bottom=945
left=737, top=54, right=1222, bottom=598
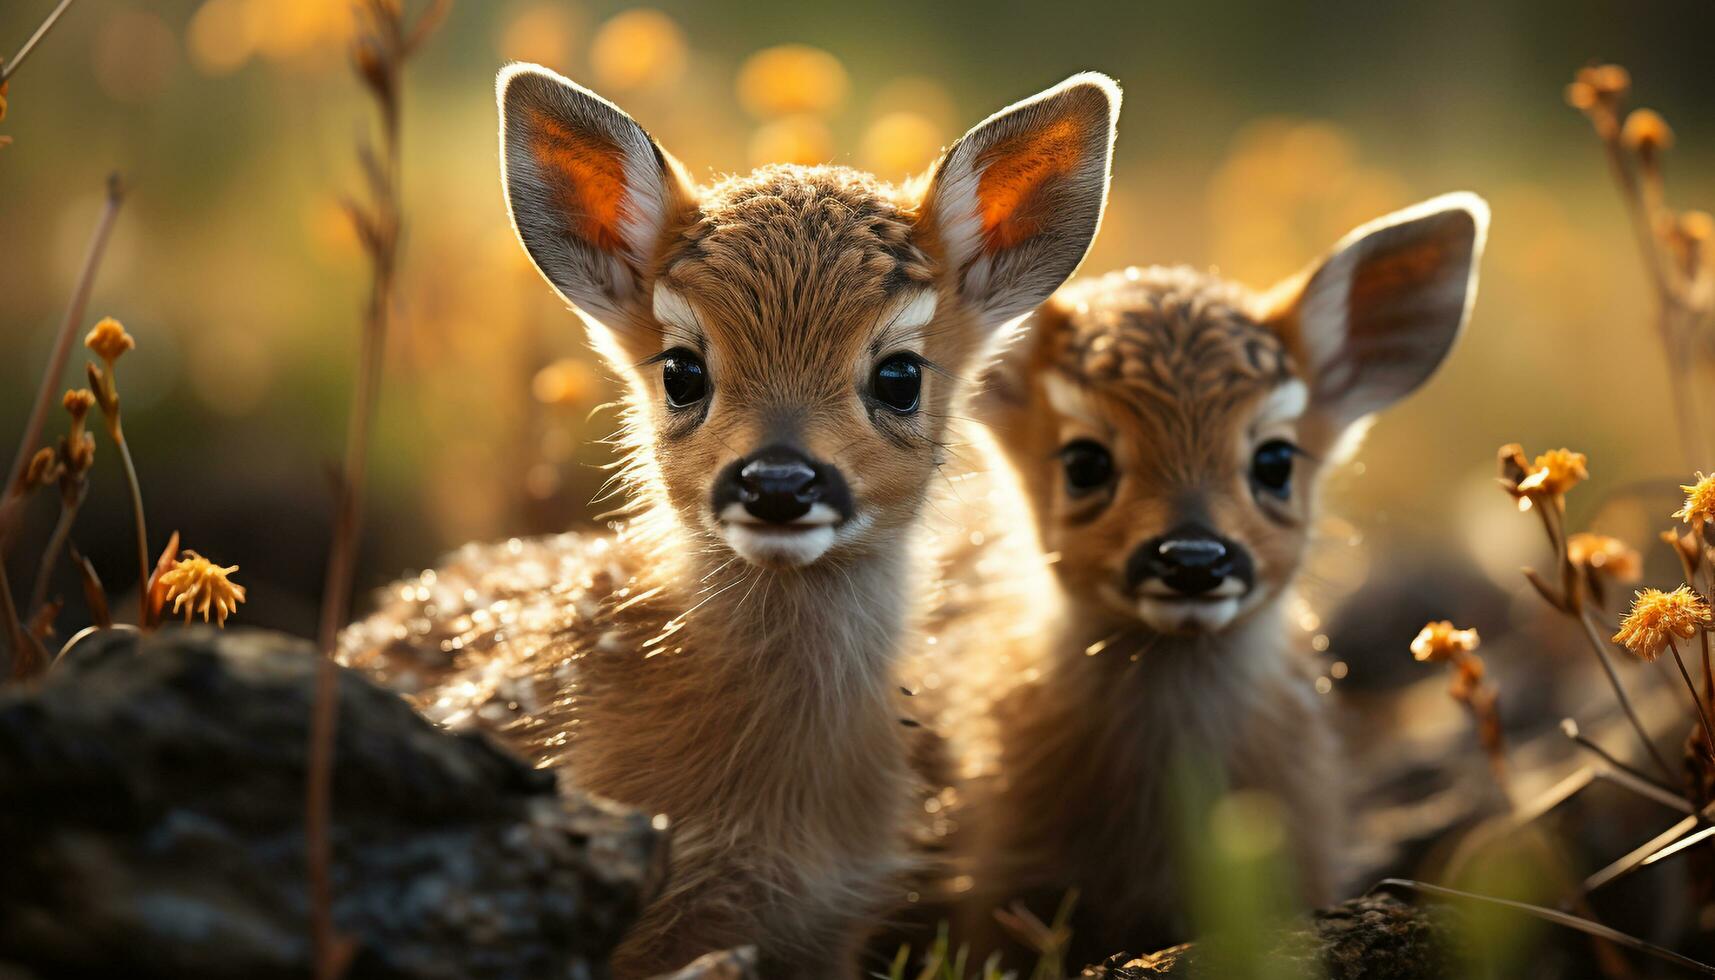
left=0, top=626, right=666, bottom=979
left=1081, top=895, right=1460, bottom=980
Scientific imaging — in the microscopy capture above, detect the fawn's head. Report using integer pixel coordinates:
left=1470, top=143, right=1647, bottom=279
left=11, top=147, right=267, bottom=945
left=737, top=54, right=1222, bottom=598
left=984, top=195, right=1488, bottom=635
left=499, top=65, right=1118, bottom=570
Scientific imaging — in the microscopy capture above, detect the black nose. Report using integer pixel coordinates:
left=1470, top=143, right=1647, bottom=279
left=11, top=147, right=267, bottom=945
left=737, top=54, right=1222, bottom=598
left=1126, top=524, right=1251, bottom=596
left=737, top=447, right=823, bottom=524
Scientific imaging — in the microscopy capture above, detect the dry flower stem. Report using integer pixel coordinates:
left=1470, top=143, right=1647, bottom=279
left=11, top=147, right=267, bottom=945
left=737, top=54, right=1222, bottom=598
left=1562, top=721, right=1678, bottom=798
left=0, top=174, right=122, bottom=551
left=25, top=484, right=83, bottom=623
left=0, top=559, right=27, bottom=675
left=1669, top=637, right=1715, bottom=762
left=0, top=0, right=75, bottom=84
left=102, top=419, right=150, bottom=627
left=1576, top=605, right=1678, bottom=785
left=308, top=4, right=443, bottom=976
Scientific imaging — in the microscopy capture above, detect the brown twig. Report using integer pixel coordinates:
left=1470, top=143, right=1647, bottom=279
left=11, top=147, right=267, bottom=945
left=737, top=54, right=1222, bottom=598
left=308, top=4, right=446, bottom=976
left=0, top=0, right=76, bottom=85
left=0, top=174, right=123, bottom=552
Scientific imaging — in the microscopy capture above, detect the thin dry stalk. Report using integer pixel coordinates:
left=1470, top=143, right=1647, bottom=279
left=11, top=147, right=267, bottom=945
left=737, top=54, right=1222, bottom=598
left=0, top=174, right=123, bottom=552
left=1571, top=66, right=1714, bottom=466
left=307, top=3, right=447, bottom=976
left=0, top=0, right=75, bottom=84
left=25, top=483, right=83, bottom=620
left=1669, top=637, right=1715, bottom=761
left=0, top=559, right=30, bottom=675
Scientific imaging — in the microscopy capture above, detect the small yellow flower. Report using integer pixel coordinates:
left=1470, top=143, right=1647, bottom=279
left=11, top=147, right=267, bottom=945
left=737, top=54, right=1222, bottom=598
left=157, top=551, right=247, bottom=627
left=1515, top=448, right=1588, bottom=496
left=84, top=317, right=135, bottom=364
left=1412, top=620, right=1481, bottom=663
left=1675, top=472, right=1715, bottom=528
left=1567, top=533, right=1642, bottom=583
left=1613, top=585, right=1710, bottom=662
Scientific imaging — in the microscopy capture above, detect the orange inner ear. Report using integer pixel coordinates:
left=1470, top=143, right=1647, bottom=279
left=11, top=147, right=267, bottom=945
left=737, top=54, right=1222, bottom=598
left=976, top=117, right=1084, bottom=252
left=528, top=108, right=629, bottom=254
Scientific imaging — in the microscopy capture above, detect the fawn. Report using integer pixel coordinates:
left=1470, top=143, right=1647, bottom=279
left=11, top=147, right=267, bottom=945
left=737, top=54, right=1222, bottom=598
left=947, top=193, right=1489, bottom=964
left=338, top=64, right=1120, bottom=977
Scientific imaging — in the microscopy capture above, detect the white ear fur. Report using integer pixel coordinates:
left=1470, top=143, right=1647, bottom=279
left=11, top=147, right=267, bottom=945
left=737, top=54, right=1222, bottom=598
left=1286, top=191, right=1489, bottom=433
left=497, top=63, right=690, bottom=334
left=922, top=72, right=1121, bottom=331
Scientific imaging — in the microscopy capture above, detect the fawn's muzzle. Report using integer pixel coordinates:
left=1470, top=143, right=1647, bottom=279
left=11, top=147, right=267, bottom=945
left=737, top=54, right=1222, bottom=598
left=1126, top=524, right=1254, bottom=598
left=713, top=446, right=852, bottom=527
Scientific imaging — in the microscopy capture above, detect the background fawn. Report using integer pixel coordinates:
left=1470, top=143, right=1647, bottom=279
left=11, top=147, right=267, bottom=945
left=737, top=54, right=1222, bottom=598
left=942, top=193, right=1488, bottom=964
left=339, top=65, right=1119, bottom=976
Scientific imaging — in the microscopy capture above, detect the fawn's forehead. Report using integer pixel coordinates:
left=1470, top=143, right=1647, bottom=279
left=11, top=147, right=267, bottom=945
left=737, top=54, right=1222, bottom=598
left=657, top=166, right=935, bottom=357
left=1046, top=266, right=1297, bottom=424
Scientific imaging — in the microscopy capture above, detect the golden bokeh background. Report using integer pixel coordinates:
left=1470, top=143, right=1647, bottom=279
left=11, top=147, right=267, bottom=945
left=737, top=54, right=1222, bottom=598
left=3, top=0, right=1714, bottom=640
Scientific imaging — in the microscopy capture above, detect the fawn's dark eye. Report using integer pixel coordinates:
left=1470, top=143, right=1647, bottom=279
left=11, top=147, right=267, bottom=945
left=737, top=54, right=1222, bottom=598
left=1251, top=439, right=1297, bottom=497
left=661, top=348, right=707, bottom=408
left=1059, top=439, right=1114, bottom=496
left=873, top=353, right=922, bottom=414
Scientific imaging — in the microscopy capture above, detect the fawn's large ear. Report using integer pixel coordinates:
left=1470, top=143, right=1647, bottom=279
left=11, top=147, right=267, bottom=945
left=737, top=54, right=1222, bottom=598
left=1267, top=192, right=1489, bottom=437
left=498, top=63, right=695, bottom=341
left=919, top=73, right=1120, bottom=333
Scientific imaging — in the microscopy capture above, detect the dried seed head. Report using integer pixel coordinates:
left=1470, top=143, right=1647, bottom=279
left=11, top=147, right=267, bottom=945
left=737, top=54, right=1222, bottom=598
left=23, top=447, right=60, bottom=490
left=84, top=317, right=134, bottom=364
left=1613, top=585, right=1709, bottom=662
left=60, top=431, right=95, bottom=475
left=1578, top=64, right=1631, bottom=100
left=1411, top=620, right=1481, bottom=663
left=157, top=551, right=247, bottom=627
left=1675, top=472, right=1715, bottom=528
left=1567, top=532, right=1642, bottom=583
left=1622, top=108, right=1674, bottom=159
left=62, top=387, right=94, bottom=422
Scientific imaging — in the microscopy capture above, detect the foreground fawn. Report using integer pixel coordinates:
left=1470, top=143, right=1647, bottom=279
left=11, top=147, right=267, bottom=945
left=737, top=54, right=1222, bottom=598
left=339, top=64, right=1119, bottom=976
left=951, top=193, right=1489, bottom=963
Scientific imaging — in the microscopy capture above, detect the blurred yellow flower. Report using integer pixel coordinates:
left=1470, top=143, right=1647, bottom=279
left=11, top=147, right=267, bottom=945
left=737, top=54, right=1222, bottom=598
left=589, top=9, right=686, bottom=92
left=1613, top=585, right=1709, bottom=663
left=0, top=80, right=9, bottom=123
left=1411, top=620, right=1480, bottom=663
left=1567, top=533, right=1642, bottom=582
left=1675, top=471, right=1715, bottom=527
left=1622, top=108, right=1673, bottom=158
left=1515, top=448, right=1587, bottom=496
left=861, top=111, right=944, bottom=178
left=158, top=551, right=247, bottom=626
left=747, top=115, right=833, bottom=169
left=85, top=317, right=135, bottom=363
left=532, top=357, right=600, bottom=407
left=496, top=3, right=581, bottom=67
left=736, top=44, right=848, bottom=119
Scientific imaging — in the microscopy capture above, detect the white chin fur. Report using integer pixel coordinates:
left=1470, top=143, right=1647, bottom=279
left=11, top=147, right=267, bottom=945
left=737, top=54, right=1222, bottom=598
left=722, top=524, right=837, bottom=568
left=1135, top=596, right=1243, bottom=634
